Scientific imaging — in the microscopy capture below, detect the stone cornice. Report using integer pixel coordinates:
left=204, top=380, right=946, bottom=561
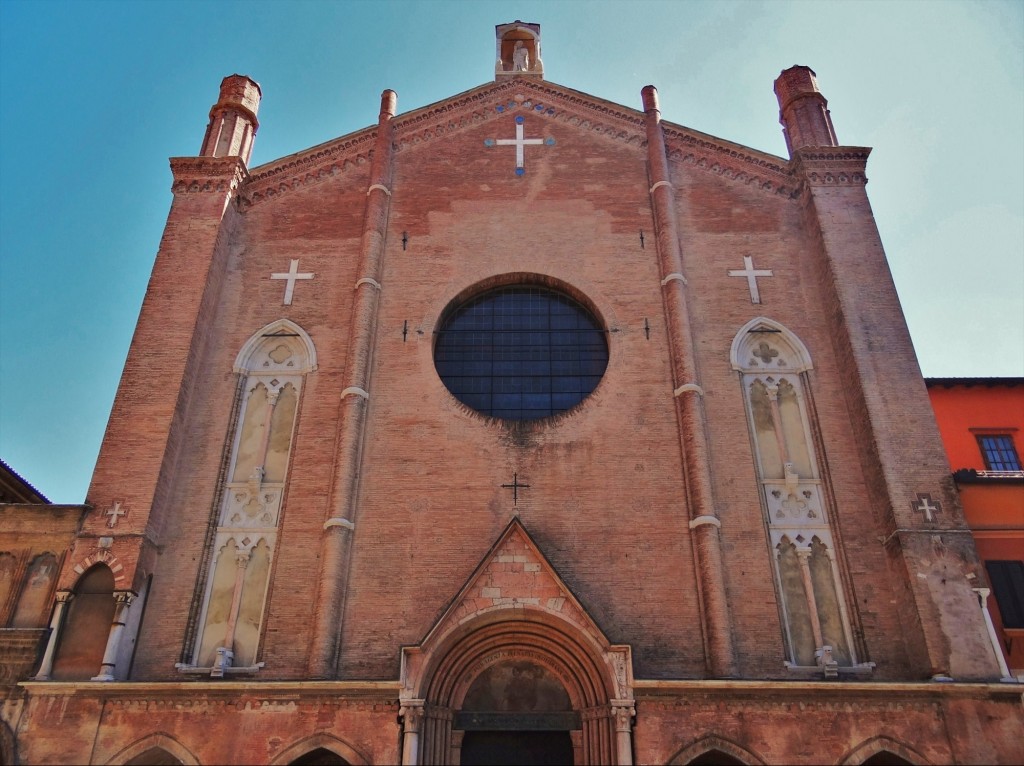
left=238, top=128, right=378, bottom=210
left=391, top=78, right=649, bottom=152
left=20, top=679, right=402, bottom=703
left=393, top=78, right=798, bottom=200
left=234, top=78, right=808, bottom=209
left=169, top=156, right=249, bottom=195
left=661, top=125, right=797, bottom=198
left=633, top=678, right=1021, bottom=700
left=791, top=147, right=871, bottom=188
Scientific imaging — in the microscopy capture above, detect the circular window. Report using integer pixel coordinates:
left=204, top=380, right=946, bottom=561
left=434, top=285, right=608, bottom=420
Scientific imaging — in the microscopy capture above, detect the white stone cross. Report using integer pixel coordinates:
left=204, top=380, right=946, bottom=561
left=271, top=259, right=315, bottom=305
left=106, top=501, right=126, bottom=528
left=912, top=493, right=941, bottom=523
left=729, top=255, right=774, bottom=304
left=488, top=116, right=548, bottom=176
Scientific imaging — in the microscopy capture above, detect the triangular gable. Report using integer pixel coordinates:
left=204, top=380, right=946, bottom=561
left=238, top=77, right=795, bottom=210
left=399, top=517, right=635, bottom=707
left=419, top=517, right=610, bottom=651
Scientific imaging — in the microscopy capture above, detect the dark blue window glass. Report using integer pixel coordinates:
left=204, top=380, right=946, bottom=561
left=435, top=286, right=608, bottom=420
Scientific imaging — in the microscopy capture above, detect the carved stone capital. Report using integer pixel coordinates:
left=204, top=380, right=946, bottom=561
left=611, top=701, right=636, bottom=732
left=399, top=699, right=426, bottom=731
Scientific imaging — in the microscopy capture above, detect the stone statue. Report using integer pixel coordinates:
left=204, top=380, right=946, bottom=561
left=512, top=41, right=529, bottom=72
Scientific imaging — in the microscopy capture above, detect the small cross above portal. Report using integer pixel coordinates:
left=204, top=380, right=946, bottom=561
left=105, top=501, right=127, bottom=528
left=485, top=116, right=553, bottom=175
left=271, top=259, right=315, bottom=305
left=729, top=255, right=773, bottom=304
left=501, top=473, right=531, bottom=505
left=912, top=493, right=942, bottom=523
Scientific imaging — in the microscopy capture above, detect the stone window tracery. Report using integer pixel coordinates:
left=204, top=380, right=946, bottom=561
left=434, top=283, right=608, bottom=421
left=731, top=318, right=866, bottom=676
left=188, top=320, right=316, bottom=675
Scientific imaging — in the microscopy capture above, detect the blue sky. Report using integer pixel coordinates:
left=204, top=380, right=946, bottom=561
left=1, top=0, right=1022, bottom=503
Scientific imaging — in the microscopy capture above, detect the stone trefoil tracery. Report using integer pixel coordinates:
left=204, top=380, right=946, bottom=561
left=731, top=318, right=872, bottom=678
left=179, top=320, right=316, bottom=678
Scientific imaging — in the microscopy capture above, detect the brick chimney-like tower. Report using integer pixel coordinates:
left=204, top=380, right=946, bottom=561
left=774, top=65, right=837, bottom=155
left=199, top=74, right=261, bottom=165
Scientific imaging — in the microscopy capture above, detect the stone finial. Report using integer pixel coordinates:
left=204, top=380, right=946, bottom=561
left=773, top=66, right=838, bottom=156
left=496, top=21, right=543, bottom=79
left=199, top=74, right=262, bottom=166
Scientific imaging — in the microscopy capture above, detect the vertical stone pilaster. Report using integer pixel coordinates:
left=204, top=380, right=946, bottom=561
left=642, top=84, right=737, bottom=678
left=309, top=90, right=398, bottom=678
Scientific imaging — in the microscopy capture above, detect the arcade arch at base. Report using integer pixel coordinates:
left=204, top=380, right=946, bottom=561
left=400, top=613, right=635, bottom=766
left=270, top=733, right=368, bottom=766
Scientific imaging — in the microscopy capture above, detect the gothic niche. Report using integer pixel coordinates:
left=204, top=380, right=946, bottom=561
left=185, top=320, right=316, bottom=677
left=496, top=21, right=543, bottom=78
left=51, top=564, right=115, bottom=680
left=731, top=318, right=867, bottom=677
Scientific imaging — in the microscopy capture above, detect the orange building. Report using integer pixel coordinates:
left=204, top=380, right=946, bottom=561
left=927, top=378, right=1024, bottom=678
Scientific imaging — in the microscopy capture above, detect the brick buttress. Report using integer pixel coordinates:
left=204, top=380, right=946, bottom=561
left=642, top=85, right=738, bottom=678
left=309, top=90, right=398, bottom=677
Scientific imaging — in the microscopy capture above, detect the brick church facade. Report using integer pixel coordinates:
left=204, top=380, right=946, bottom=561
left=2, top=22, right=1021, bottom=765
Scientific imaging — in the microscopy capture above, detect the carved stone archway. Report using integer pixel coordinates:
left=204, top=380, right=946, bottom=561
left=398, top=521, right=635, bottom=765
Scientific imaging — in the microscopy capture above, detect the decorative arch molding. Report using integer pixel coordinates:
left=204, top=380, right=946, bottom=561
left=420, top=612, right=618, bottom=712
left=183, top=319, right=316, bottom=676
left=270, top=734, right=368, bottom=766
left=730, top=317, right=870, bottom=678
left=70, top=549, right=128, bottom=588
left=233, top=319, right=318, bottom=374
left=730, top=317, right=813, bottom=374
left=105, top=732, right=199, bottom=765
left=399, top=520, right=635, bottom=764
left=838, top=735, right=932, bottom=765
left=668, top=735, right=766, bottom=765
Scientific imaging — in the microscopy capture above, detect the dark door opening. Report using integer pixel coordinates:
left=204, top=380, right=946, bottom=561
left=460, top=730, right=574, bottom=766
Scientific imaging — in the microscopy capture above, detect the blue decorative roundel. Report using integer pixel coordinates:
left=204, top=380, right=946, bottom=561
left=515, top=115, right=525, bottom=125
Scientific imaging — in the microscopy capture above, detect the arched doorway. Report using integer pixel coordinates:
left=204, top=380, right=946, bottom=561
left=288, top=748, right=350, bottom=765
left=404, top=616, right=631, bottom=765
left=398, top=521, right=636, bottom=765
left=457, top=659, right=576, bottom=765
left=124, top=748, right=184, bottom=765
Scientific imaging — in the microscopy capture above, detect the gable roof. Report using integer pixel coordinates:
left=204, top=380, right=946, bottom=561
left=238, top=77, right=797, bottom=210
left=0, top=458, right=49, bottom=504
